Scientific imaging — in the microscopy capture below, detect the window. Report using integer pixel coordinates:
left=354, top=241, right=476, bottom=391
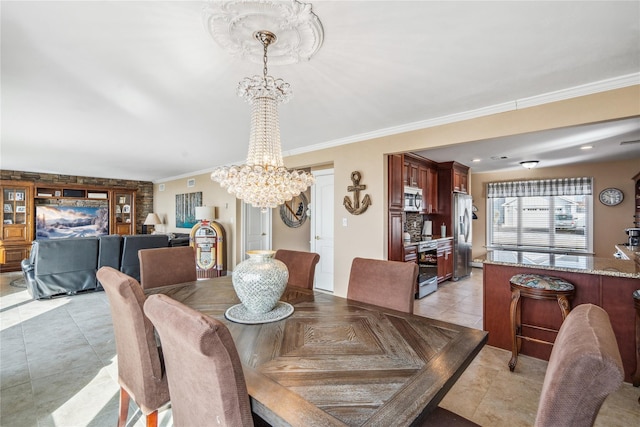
left=487, top=177, right=593, bottom=253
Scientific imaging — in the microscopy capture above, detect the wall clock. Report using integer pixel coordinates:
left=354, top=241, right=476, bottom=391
left=598, top=188, right=623, bottom=206
left=279, top=193, right=308, bottom=228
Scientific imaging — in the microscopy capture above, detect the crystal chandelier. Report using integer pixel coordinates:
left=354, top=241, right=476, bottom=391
left=211, top=30, right=315, bottom=211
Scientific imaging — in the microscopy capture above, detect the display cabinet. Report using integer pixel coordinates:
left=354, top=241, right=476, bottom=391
left=112, top=191, right=136, bottom=235
left=1, top=181, right=34, bottom=271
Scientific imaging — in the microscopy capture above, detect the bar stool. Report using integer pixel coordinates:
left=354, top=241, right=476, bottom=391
left=633, top=290, right=640, bottom=388
left=508, top=273, right=575, bottom=371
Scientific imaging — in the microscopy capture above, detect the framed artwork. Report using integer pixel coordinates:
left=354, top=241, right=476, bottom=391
left=16, top=206, right=26, bottom=213
left=15, top=192, right=24, bottom=201
left=7, top=192, right=14, bottom=201
left=122, top=204, right=131, bottom=213
left=3, top=219, right=12, bottom=224
left=4, top=204, right=12, bottom=213
left=54, top=190, right=62, bottom=197
left=176, top=191, right=202, bottom=228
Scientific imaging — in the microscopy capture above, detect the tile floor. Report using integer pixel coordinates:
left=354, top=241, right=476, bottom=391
left=1, top=268, right=638, bottom=426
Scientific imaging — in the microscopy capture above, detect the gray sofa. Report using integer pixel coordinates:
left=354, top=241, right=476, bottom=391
left=21, top=234, right=169, bottom=299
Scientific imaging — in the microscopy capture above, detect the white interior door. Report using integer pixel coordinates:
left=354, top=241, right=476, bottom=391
left=242, top=202, right=271, bottom=260
left=310, top=169, right=334, bottom=292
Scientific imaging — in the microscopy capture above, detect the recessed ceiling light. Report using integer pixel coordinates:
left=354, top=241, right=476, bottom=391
left=580, top=145, right=593, bottom=150
left=472, top=158, right=481, bottom=162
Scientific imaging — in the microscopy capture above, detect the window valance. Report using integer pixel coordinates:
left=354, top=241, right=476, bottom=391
left=487, top=177, right=593, bottom=198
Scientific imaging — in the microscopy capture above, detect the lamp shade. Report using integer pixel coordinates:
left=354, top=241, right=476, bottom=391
left=143, top=213, right=162, bottom=225
left=195, top=206, right=215, bottom=221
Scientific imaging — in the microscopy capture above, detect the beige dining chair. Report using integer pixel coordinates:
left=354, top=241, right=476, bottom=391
left=347, top=257, right=418, bottom=314
left=143, top=293, right=255, bottom=427
left=274, top=249, right=320, bottom=289
left=534, top=303, right=623, bottom=427
left=138, top=246, right=197, bottom=289
left=96, top=266, right=170, bottom=427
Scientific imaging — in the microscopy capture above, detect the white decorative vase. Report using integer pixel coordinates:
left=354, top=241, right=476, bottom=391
left=232, top=250, right=289, bottom=314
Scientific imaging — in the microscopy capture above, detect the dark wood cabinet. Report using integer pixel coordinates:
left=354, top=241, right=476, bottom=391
left=1, top=181, right=34, bottom=271
left=112, top=190, right=136, bottom=235
left=404, top=244, right=417, bottom=263
left=388, top=210, right=404, bottom=262
left=404, top=160, right=419, bottom=187
left=388, top=154, right=404, bottom=211
left=633, top=170, right=640, bottom=228
left=437, top=238, right=453, bottom=282
left=421, top=164, right=438, bottom=214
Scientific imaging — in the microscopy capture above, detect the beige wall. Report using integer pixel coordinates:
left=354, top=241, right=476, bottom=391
left=153, top=85, right=640, bottom=298
left=152, top=175, right=240, bottom=270
left=469, top=158, right=639, bottom=258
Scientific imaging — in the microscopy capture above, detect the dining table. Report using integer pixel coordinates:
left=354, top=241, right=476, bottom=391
left=145, top=276, right=488, bottom=427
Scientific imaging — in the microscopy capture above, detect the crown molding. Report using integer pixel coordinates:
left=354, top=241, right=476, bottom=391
left=284, top=73, right=640, bottom=158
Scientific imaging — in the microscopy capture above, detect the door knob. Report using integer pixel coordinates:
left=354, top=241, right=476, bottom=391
left=315, top=235, right=321, bottom=240
left=261, top=233, right=266, bottom=236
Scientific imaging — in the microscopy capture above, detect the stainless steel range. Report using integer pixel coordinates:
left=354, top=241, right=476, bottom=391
left=416, top=240, right=438, bottom=298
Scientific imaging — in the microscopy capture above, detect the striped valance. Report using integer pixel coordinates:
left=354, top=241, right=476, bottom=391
left=487, top=177, right=593, bottom=198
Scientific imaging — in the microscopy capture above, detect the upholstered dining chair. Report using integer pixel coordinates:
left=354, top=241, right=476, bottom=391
left=534, top=303, right=623, bottom=427
left=96, top=267, right=170, bottom=427
left=274, top=249, right=320, bottom=289
left=143, top=293, right=255, bottom=427
left=347, top=257, right=418, bottom=314
left=138, top=246, right=197, bottom=289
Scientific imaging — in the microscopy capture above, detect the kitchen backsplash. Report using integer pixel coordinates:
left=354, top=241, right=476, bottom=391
left=405, top=212, right=423, bottom=241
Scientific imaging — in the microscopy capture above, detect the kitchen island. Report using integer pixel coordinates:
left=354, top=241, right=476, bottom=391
left=478, top=250, right=640, bottom=382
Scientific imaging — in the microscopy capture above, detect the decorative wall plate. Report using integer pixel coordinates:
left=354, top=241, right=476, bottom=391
left=280, top=192, right=308, bottom=228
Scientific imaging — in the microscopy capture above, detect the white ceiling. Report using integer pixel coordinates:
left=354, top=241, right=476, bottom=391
left=2, top=1, right=639, bottom=182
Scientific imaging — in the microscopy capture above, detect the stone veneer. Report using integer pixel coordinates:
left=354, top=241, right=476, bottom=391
left=1, top=169, right=153, bottom=234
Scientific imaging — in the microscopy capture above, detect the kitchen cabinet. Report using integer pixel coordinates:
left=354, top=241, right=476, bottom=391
left=388, top=154, right=404, bottom=211
left=633, top=170, right=640, bottom=228
left=388, top=210, right=404, bottom=262
left=453, top=169, right=468, bottom=193
left=420, top=164, right=439, bottom=214
left=1, top=181, right=34, bottom=271
left=404, top=244, right=417, bottom=263
left=404, top=159, right=419, bottom=187
left=437, top=238, right=453, bottom=283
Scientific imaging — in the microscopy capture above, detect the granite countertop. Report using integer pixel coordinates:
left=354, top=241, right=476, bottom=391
left=403, top=236, right=452, bottom=247
left=475, top=249, right=640, bottom=279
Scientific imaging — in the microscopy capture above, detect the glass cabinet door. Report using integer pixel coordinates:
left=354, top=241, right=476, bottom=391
left=113, top=191, right=134, bottom=235
left=3, top=187, right=28, bottom=228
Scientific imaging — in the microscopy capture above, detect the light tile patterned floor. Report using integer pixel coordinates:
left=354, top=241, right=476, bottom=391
left=1, top=268, right=638, bottom=426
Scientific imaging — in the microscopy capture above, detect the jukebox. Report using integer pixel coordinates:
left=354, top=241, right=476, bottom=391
left=189, top=219, right=226, bottom=279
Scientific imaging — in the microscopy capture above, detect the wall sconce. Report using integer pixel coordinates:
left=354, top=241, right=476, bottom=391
left=520, top=160, right=539, bottom=169
left=143, top=213, right=162, bottom=234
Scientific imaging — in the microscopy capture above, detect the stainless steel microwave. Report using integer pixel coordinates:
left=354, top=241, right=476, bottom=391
left=404, top=186, right=423, bottom=212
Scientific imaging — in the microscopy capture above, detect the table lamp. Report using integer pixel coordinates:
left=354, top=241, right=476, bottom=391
left=143, top=213, right=162, bottom=234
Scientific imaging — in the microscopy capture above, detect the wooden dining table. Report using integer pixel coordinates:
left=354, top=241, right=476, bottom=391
left=145, top=276, right=487, bottom=427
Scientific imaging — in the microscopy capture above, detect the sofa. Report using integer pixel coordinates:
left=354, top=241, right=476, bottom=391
left=21, top=234, right=169, bottom=299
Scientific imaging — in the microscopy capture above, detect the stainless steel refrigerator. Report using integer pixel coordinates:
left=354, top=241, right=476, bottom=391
left=453, top=193, right=472, bottom=280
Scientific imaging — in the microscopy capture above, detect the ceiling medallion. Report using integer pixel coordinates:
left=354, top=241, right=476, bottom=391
left=203, top=0, right=324, bottom=65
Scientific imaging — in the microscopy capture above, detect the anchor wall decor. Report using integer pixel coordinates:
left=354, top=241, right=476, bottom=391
left=343, top=171, right=372, bottom=215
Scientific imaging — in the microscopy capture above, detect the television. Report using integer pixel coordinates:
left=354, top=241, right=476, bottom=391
left=35, top=205, right=109, bottom=240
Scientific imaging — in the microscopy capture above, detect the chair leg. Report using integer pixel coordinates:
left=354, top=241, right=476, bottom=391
left=118, top=387, right=130, bottom=427
left=146, top=410, right=158, bottom=427
left=509, top=289, right=521, bottom=372
left=557, top=295, right=571, bottom=320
